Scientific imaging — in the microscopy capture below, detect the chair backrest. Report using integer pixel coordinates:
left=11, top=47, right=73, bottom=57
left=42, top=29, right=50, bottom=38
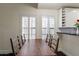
left=48, top=34, right=60, bottom=53
left=10, top=38, right=15, bottom=56
left=20, top=35, right=24, bottom=45
left=23, top=34, right=26, bottom=44
left=48, top=34, right=53, bottom=47
left=10, top=35, right=24, bottom=56
left=46, top=34, right=50, bottom=43
left=17, top=36, right=21, bottom=50
left=55, top=38, right=59, bottom=53
left=46, top=34, right=48, bottom=42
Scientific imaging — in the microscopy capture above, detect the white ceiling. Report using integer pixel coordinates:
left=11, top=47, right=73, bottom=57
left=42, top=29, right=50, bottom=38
left=0, top=3, right=79, bottom=9
left=24, top=3, right=38, bottom=8
left=38, top=3, right=79, bottom=9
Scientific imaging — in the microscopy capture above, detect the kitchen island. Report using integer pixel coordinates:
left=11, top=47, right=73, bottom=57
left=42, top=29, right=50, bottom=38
left=57, top=32, right=79, bottom=56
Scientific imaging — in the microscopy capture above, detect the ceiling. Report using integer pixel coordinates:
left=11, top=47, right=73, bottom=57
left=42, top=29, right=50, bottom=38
left=26, top=3, right=79, bottom=9
left=24, top=3, right=38, bottom=8
left=38, top=3, right=79, bottom=9
left=0, top=3, right=79, bottom=9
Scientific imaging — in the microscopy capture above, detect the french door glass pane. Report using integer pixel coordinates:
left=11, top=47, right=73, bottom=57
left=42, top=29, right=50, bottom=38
left=31, top=35, right=35, bottom=39
left=42, top=35, right=46, bottom=39
left=25, top=34, right=28, bottom=39
left=29, top=17, right=36, bottom=39
left=29, top=35, right=35, bottom=39
left=22, top=16, right=36, bottom=40
left=49, top=17, right=54, bottom=28
left=42, top=29, right=47, bottom=34
left=30, top=17, right=36, bottom=28
left=42, top=16, right=54, bottom=40
left=22, top=17, right=28, bottom=28
left=50, top=29, right=54, bottom=35
left=31, top=29, right=36, bottom=35
left=42, top=16, right=48, bottom=28
left=23, top=28, right=28, bottom=35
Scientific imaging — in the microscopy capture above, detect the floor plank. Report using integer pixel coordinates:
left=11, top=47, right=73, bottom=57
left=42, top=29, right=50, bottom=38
left=17, top=39, right=56, bottom=56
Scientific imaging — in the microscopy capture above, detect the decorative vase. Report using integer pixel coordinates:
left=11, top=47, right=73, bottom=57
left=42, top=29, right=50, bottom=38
left=76, top=28, right=79, bottom=35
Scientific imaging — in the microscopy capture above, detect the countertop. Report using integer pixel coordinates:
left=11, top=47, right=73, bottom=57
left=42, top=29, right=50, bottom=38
left=57, top=32, right=79, bottom=36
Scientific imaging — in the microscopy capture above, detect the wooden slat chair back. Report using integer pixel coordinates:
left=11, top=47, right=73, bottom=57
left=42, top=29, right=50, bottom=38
left=49, top=36, right=66, bottom=56
left=23, top=34, right=26, bottom=44
left=48, top=34, right=53, bottom=47
left=46, top=34, right=48, bottom=43
left=46, top=34, right=50, bottom=43
left=20, top=35, right=24, bottom=45
left=10, top=35, right=25, bottom=56
left=45, top=34, right=60, bottom=55
left=18, top=35, right=24, bottom=47
left=17, top=35, right=26, bottom=49
left=48, top=34, right=60, bottom=54
left=17, top=36, right=21, bottom=50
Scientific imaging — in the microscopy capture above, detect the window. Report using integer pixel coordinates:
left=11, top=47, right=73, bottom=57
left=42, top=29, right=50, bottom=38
left=22, top=16, right=36, bottom=40
left=42, top=16, right=54, bottom=39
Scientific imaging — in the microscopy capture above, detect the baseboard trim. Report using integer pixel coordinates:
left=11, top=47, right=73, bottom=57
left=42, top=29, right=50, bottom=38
left=0, top=53, right=15, bottom=56
left=60, top=48, right=72, bottom=56
left=0, top=50, right=12, bottom=54
left=56, top=51, right=67, bottom=56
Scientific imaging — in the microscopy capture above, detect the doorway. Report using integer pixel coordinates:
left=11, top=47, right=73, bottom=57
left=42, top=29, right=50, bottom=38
left=42, top=16, right=54, bottom=39
left=22, top=16, right=36, bottom=40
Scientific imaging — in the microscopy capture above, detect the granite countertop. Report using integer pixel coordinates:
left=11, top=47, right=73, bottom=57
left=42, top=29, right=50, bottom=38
left=57, top=32, right=79, bottom=36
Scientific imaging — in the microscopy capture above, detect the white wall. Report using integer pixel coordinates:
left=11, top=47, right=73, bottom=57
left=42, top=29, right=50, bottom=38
left=0, top=4, right=58, bottom=54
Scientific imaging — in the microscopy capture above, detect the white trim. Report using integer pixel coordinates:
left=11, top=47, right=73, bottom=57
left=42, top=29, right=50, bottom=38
left=59, top=48, right=73, bottom=56
left=0, top=50, right=12, bottom=54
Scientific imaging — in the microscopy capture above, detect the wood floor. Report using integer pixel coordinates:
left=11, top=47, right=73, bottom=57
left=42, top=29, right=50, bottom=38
left=17, top=39, right=56, bottom=56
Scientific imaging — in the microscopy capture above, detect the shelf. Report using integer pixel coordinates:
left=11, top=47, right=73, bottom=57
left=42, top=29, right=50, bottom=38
left=62, top=14, right=65, bottom=15
left=62, top=8, right=66, bottom=27
left=62, top=19, right=65, bottom=20
left=62, top=17, right=65, bottom=18
left=62, top=21, right=65, bottom=22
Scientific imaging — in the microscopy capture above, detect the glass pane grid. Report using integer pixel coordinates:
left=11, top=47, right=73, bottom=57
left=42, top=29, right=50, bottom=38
left=22, top=16, right=36, bottom=40
left=42, top=35, right=46, bottom=39
left=50, top=29, right=54, bottom=34
left=29, top=35, right=35, bottom=39
left=42, top=29, right=47, bottom=35
left=42, top=16, right=54, bottom=39
left=30, top=17, right=36, bottom=28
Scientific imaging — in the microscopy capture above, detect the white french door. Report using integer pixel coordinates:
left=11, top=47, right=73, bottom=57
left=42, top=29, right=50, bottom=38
left=22, top=16, right=36, bottom=40
left=42, top=16, right=54, bottom=39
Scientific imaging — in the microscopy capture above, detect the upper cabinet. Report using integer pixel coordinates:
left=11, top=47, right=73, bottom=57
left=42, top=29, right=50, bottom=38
left=59, top=8, right=79, bottom=27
